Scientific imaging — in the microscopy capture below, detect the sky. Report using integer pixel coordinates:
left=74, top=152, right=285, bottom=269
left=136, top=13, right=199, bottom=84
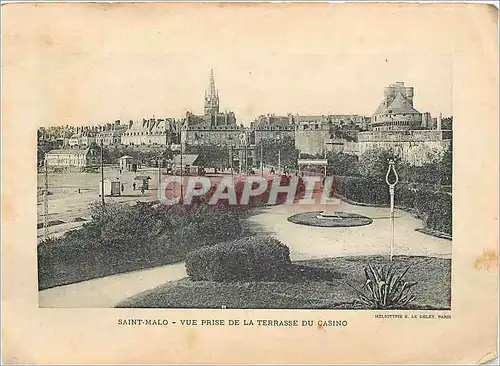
left=3, top=4, right=454, bottom=127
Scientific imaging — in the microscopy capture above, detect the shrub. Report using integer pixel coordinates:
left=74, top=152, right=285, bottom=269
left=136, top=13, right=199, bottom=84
left=185, top=236, right=291, bottom=282
left=326, top=151, right=361, bottom=177
left=348, top=263, right=418, bottom=309
left=85, top=201, right=242, bottom=252
left=38, top=201, right=244, bottom=290
left=334, top=176, right=389, bottom=205
left=358, top=148, right=398, bottom=181
left=333, top=176, right=452, bottom=236
left=423, top=192, right=452, bottom=235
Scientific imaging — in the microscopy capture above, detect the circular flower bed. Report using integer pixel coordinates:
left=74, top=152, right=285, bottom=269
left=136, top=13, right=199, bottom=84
left=287, top=211, right=373, bottom=227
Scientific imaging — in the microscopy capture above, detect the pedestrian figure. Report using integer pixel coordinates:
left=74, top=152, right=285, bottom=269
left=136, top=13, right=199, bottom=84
left=78, top=188, right=81, bottom=193
left=133, top=182, right=136, bottom=191
left=141, top=186, right=145, bottom=195
left=121, top=183, right=124, bottom=192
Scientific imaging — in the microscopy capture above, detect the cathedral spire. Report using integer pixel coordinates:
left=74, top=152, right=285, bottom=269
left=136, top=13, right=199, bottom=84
left=208, top=68, right=217, bottom=100
left=205, top=68, right=219, bottom=115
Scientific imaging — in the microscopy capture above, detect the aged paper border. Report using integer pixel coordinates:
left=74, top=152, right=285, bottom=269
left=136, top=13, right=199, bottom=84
left=2, top=2, right=498, bottom=364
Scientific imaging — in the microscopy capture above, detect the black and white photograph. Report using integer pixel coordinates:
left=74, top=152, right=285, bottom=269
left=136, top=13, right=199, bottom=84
left=37, top=55, right=453, bottom=310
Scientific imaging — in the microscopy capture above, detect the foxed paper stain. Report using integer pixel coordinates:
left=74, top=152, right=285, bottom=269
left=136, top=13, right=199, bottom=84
left=474, top=250, right=498, bottom=270
left=185, top=328, right=197, bottom=349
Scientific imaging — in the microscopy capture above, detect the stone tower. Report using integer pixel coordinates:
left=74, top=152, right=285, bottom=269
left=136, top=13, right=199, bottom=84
left=382, top=82, right=414, bottom=108
left=371, top=82, right=422, bottom=131
left=204, top=68, right=220, bottom=116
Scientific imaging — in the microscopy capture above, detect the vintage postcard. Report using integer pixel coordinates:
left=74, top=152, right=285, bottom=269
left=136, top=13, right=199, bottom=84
left=1, top=2, right=498, bottom=364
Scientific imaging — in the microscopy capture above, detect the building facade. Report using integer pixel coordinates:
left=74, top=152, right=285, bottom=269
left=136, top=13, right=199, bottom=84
left=250, top=114, right=296, bottom=144
left=294, top=115, right=331, bottom=156
left=68, top=131, right=96, bottom=147
left=294, top=114, right=371, bottom=156
left=45, top=147, right=101, bottom=170
left=121, top=118, right=181, bottom=146
left=181, top=69, right=242, bottom=148
left=95, top=120, right=127, bottom=146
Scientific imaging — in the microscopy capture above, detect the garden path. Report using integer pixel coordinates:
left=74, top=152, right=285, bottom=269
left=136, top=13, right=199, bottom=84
left=39, top=200, right=451, bottom=308
left=39, top=262, right=186, bottom=308
left=247, top=202, right=452, bottom=261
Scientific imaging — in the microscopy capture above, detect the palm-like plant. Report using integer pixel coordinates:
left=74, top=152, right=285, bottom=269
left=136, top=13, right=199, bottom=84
left=348, top=263, right=418, bottom=309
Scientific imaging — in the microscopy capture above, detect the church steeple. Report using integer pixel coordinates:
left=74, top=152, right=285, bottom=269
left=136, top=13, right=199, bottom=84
left=204, top=68, right=219, bottom=116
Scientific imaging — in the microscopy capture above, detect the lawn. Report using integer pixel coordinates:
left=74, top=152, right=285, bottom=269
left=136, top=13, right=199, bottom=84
left=38, top=245, right=185, bottom=290
left=116, top=255, right=451, bottom=310
left=38, top=201, right=245, bottom=290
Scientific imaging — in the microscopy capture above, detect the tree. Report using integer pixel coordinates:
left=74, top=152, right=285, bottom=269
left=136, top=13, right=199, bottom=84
left=184, top=144, right=229, bottom=169
left=440, top=143, right=452, bottom=186
left=441, top=116, right=453, bottom=130
left=326, top=152, right=360, bottom=177
left=255, top=136, right=299, bottom=169
left=358, top=148, right=399, bottom=181
left=357, top=146, right=450, bottom=186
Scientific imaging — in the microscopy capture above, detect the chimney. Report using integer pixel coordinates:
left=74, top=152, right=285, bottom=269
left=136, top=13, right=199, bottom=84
left=437, top=112, right=442, bottom=131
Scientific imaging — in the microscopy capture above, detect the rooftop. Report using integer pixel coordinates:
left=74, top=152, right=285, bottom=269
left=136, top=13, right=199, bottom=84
left=46, top=148, right=91, bottom=155
left=172, top=154, right=199, bottom=166
left=374, top=92, right=420, bottom=115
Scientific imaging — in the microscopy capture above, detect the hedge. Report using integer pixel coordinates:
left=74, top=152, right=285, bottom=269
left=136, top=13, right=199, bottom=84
left=334, top=176, right=389, bottom=205
left=185, top=236, right=291, bottom=282
left=38, top=201, right=243, bottom=290
left=333, top=176, right=452, bottom=236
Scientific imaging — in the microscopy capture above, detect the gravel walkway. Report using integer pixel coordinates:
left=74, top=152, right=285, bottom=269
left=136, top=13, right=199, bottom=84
left=38, top=200, right=451, bottom=308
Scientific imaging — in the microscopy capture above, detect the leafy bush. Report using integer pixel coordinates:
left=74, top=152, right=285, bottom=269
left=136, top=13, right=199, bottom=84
left=334, top=176, right=389, bottom=205
left=333, top=176, right=452, bottom=236
left=348, top=263, right=417, bottom=309
left=255, top=136, right=299, bottom=169
left=38, top=201, right=243, bottom=290
left=185, top=236, right=291, bottom=282
left=358, top=148, right=398, bottom=181
left=326, top=151, right=361, bottom=177
left=419, top=191, right=452, bottom=235
left=184, top=144, right=231, bottom=169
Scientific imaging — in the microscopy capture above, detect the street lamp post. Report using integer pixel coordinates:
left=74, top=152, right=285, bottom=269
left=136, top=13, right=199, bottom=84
left=278, top=150, right=281, bottom=173
left=44, top=156, right=49, bottom=241
left=276, top=135, right=282, bottom=173
left=180, top=143, right=183, bottom=204
left=385, top=159, right=399, bottom=261
left=100, top=140, right=105, bottom=207
left=230, top=144, right=234, bottom=178
left=260, top=140, right=263, bottom=177
left=244, top=143, right=248, bottom=174
left=157, top=157, right=161, bottom=194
